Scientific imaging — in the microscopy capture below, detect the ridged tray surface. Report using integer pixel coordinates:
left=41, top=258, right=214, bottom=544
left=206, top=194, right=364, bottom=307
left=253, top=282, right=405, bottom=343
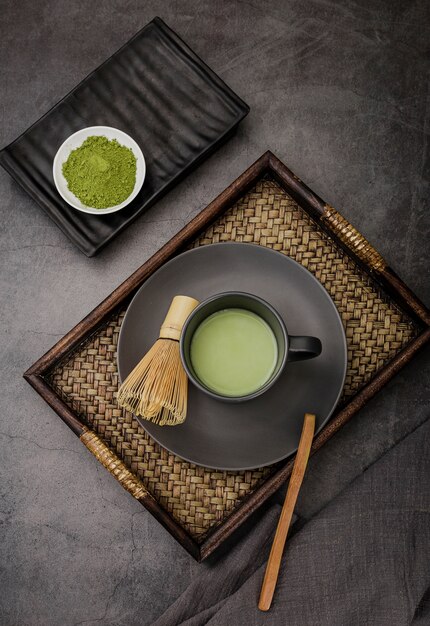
left=0, top=18, right=248, bottom=256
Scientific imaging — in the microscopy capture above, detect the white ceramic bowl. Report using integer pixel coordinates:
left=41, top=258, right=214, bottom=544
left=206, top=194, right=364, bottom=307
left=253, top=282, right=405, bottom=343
left=53, top=126, right=145, bottom=215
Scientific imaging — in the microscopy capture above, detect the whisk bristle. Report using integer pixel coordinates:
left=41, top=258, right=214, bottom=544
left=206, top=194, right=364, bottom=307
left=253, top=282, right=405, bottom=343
left=117, top=339, right=188, bottom=426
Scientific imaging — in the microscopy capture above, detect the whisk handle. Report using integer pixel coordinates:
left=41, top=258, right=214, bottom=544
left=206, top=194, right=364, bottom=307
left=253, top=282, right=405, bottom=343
left=159, top=295, right=199, bottom=341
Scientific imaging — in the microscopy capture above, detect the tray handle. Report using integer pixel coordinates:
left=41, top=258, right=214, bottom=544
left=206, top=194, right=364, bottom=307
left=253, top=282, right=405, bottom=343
left=321, top=205, right=386, bottom=271
left=80, top=427, right=151, bottom=500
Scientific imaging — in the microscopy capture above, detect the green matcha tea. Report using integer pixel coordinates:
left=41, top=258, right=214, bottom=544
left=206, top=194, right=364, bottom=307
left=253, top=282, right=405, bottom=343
left=62, top=135, right=136, bottom=208
left=190, top=308, right=278, bottom=397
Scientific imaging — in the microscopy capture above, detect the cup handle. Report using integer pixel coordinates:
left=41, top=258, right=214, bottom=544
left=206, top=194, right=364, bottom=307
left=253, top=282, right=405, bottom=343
left=288, top=336, right=322, bottom=362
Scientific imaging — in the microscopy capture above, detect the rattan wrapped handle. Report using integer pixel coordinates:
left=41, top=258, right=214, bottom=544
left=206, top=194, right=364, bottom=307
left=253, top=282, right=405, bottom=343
left=80, top=427, right=151, bottom=500
left=322, top=205, right=386, bottom=271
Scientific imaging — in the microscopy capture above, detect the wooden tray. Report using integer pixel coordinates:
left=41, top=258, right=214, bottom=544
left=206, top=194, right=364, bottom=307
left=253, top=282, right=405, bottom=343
left=24, top=152, right=430, bottom=561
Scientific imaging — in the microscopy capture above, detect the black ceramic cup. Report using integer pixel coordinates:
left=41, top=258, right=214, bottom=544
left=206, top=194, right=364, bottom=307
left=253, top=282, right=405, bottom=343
left=180, top=292, right=322, bottom=402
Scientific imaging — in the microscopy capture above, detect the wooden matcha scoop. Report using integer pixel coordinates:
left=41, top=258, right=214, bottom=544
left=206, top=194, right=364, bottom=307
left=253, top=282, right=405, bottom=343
left=258, top=412, right=316, bottom=611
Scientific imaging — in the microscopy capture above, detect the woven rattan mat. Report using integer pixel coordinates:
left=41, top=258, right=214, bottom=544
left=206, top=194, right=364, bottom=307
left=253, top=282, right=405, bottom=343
left=48, top=179, right=417, bottom=540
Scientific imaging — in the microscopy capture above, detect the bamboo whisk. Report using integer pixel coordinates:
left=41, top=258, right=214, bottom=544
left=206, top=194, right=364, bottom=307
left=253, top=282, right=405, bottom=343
left=117, top=295, right=199, bottom=426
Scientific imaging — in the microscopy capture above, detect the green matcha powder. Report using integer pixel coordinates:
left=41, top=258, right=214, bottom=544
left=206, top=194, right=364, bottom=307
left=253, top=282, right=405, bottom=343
left=62, top=135, right=137, bottom=209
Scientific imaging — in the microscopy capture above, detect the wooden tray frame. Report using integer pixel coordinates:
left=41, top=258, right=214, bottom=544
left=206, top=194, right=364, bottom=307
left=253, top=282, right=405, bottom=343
left=24, top=152, right=430, bottom=561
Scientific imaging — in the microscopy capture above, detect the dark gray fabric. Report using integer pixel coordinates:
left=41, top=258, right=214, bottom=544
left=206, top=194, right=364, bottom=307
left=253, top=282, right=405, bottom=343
left=154, top=418, right=430, bottom=626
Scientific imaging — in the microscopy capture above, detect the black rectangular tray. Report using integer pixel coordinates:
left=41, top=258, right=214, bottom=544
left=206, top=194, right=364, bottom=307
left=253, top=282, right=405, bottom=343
left=0, top=17, right=249, bottom=256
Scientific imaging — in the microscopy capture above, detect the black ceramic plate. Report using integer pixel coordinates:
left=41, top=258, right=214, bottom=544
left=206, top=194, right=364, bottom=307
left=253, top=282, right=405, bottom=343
left=0, top=18, right=249, bottom=256
left=118, top=243, right=347, bottom=470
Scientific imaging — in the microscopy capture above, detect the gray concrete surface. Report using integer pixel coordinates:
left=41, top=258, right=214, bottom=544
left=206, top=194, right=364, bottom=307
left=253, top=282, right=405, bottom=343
left=1, top=1, right=429, bottom=624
